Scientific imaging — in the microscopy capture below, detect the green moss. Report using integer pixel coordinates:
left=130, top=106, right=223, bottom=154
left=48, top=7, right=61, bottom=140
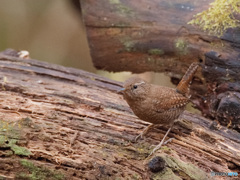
left=188, top=0, right=240, bottom=36
left=175, top=38, right=188, bottom=55
left=0, top=135, right=6, bottom=145
left=0, top=118, right=31, bottom=156
left=109, top=0, right=134, bottom=17
left=124, top=41, right=135, bottom=51
left=160, top=146, right=174, bottom=154
left=162, top=155, right=208, bottom=180
left=0, top=138, right=31, bottom=156
left=0, top=119, right=21, bottom=139
left=131, top=173, right=141, bottom=180
left=109, top=0, right=120, bottom=4
left=10, top=144, right=32, bottom=156
left=152, top=167, right=182, bottom=180
left=1, top=129, right=31, bottom=156
left=0, top=118, right=35, bottom=156
left=120, top=37, right=136, bottom=52
left=148, top=49, right=164, bottom=55
left=18, top=159, right=64, bottom=180
left=117, top=5, right=133, bottom=16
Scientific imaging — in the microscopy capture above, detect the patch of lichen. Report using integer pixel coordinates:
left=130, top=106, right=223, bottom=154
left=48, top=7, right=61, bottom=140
left=122, top=141, right=155, bottom=160
left=0, top=118, right=24, bottom=138
left=188, top=0, right=240, bottom=36
left=0, top=136, right=31, bottom=156
left=100, top=139, right=150, bottom=160
left=109, top=0, right=134, bottom=17
left=0, top=119, right=31, bottom=156
left=17, top=159, right=64, bottom=180
left=160, top=146, right=176, bottom=155
left=9, top=139, right=31, bottom=156
left=109, top=0, right=120, bottom=4
left=156, top=154, right=209, bottom=180
left=148, top=49, right=164, bottom=55
left=131, top=173, right=141, bottom=180
left=152, top=167, right=182, bottom=180
left=120, top=37, right=136, bottom=52
left=175, top=38, right=188, bottom=55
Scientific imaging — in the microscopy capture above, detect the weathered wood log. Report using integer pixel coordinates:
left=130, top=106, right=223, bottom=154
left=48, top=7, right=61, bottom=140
left=199, top=51, right=240, bottom=132
left=80, top=0, right=240, bottom=132
left=80, top=0, right=239, bottom=73
left=0, top=49, right=239, bottom=179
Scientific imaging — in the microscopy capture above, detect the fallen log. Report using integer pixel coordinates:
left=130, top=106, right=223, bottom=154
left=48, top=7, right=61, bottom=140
left=80, top=0, right=239, bottom=74
left=0, top=49, right=239, bottom=179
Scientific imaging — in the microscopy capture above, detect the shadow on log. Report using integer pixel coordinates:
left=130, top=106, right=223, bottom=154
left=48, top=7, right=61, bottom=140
left=0, top=49, right=239, bottom=179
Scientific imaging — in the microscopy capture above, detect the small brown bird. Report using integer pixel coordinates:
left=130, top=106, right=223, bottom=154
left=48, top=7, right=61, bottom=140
left=120, top=62, right=199, bottom=156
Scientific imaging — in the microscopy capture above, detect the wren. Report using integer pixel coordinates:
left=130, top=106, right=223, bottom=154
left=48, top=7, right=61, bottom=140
left=120, top=62, right=199, bottom=156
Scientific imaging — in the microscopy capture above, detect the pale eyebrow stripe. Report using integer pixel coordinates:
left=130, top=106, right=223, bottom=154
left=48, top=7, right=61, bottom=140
left=135, top=81, right=145, bottom=86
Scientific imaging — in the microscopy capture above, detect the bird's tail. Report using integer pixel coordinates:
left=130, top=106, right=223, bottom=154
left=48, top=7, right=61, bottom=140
left=176, top=62, right=199, bottom=97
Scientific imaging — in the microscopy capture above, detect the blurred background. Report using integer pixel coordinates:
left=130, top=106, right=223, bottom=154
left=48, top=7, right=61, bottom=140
left=0, top=0, right=174, bottom=87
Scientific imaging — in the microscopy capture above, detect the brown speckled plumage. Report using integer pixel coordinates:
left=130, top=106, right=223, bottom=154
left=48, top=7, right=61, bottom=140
left=121, top=62, right=199, bottom=156
left=123, top=81, right=189, bottom=126
left=123, top=62, right=199, bottom=126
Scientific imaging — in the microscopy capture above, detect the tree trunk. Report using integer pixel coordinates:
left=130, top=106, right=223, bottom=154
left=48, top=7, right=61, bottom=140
left=0, top=49, right=239, bottom=180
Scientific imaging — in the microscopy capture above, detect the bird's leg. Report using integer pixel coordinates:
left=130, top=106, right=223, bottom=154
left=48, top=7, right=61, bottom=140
left=148, top=125, right=173, bottom=157
left=163, top=137, right=174, bottom=145
left=135, top=124, right=154, bottom=142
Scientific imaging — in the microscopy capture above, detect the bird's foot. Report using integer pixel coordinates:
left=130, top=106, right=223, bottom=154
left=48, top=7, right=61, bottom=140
left=148, top=144, right=162, bottom=157
left=134, top=133, right=143, bottom=142
left=148, top=137, right=174, bottom=154
left=163, top=137, right=174, bottom=145
left=148, top=141, right=167, bottom=157
left=147, top=127, right=173, bottom=158
left=148, top=138, right=174, bottom=157
left=134, top=124, right=154, bottom=142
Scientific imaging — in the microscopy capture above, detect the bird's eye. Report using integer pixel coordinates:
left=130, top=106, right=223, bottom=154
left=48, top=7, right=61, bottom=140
left=133, top=85, right=138, bottom=89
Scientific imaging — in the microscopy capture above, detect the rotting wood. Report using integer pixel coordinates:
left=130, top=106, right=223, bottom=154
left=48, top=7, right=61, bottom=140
left=0, top=49, right=239, bottom=179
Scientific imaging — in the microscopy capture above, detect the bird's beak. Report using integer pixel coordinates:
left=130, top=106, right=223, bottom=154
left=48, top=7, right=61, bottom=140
left=117, top=88, right=125, bottom=94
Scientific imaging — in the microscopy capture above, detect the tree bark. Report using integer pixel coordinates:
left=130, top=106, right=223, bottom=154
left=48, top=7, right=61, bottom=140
left=0, top=49, right=239, bottom=180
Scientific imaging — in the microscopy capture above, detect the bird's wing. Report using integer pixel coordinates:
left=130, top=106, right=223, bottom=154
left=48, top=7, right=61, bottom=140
left=153, top=94, right=189, bottom=113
